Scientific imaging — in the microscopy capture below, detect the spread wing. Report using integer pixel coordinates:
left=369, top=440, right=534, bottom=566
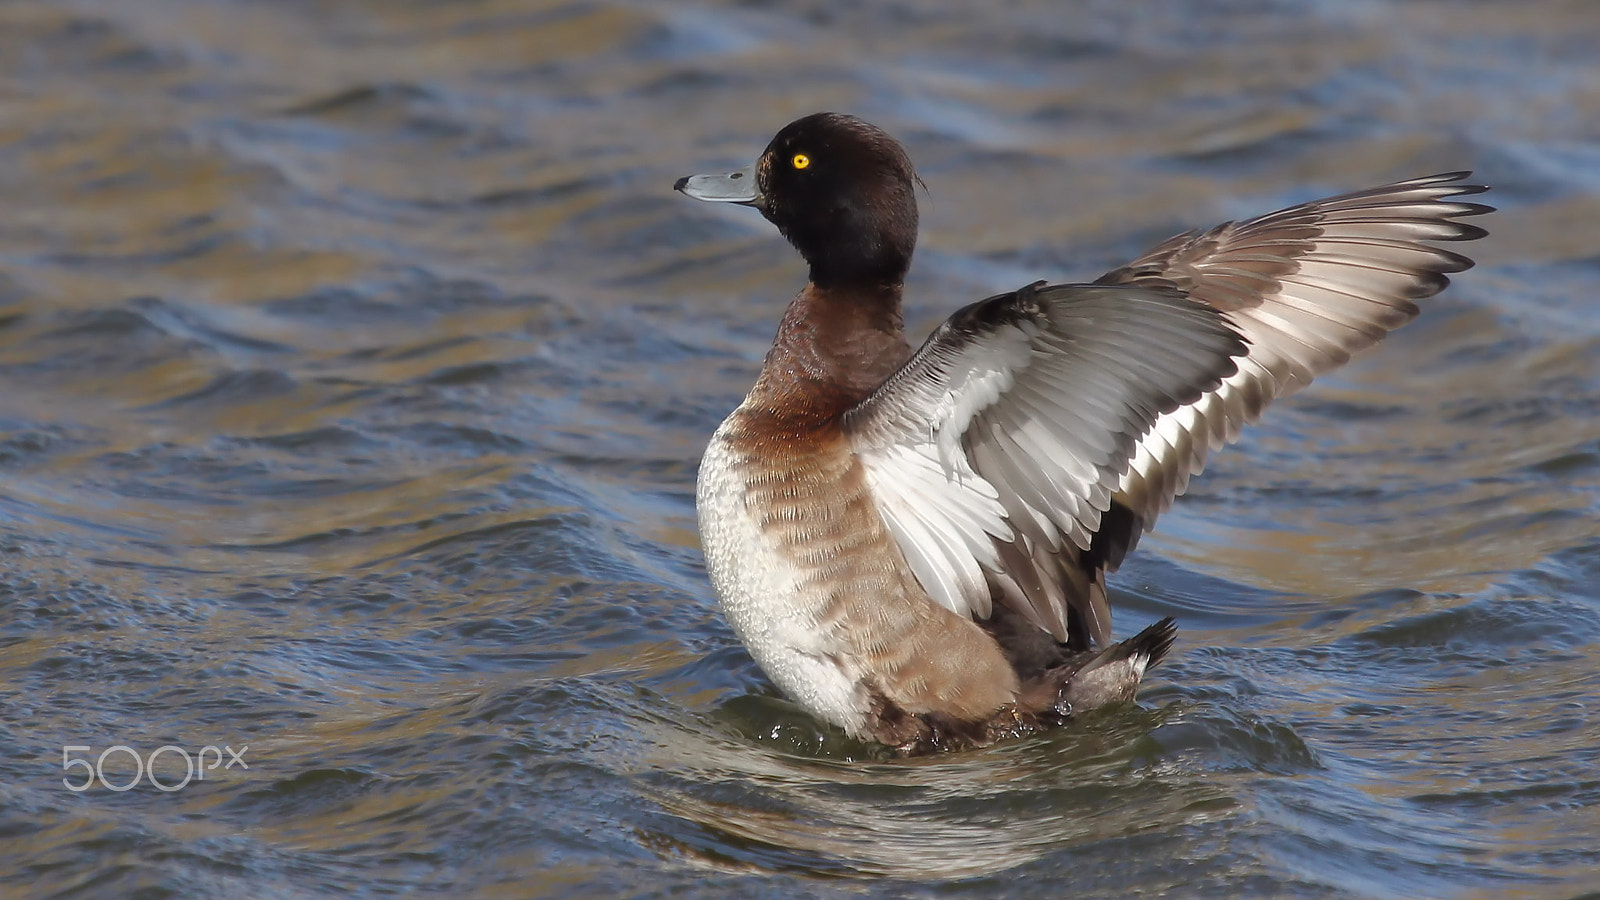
left=1097, top=172, right=1491, bottom=530
left=842, top=282, right=1246, bottom=646
left=845, top=173, right=1489, bottom=652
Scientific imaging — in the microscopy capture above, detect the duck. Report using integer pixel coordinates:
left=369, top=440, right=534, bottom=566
left=675, top=112, right=1490, bottom=753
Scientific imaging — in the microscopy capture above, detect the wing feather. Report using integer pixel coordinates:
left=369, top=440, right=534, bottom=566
left=845, top=173, right=1486, bottom=652
left=845, top=283, right=1246, bottom=644
left=1101, top=172, right=1491, bottom=528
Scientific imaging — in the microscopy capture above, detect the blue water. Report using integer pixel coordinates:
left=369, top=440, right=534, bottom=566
left=2, top=1, right=1599, bottom=898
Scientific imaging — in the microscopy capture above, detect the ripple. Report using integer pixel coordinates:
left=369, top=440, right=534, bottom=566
left=2, top=0, right=1599, bottom=897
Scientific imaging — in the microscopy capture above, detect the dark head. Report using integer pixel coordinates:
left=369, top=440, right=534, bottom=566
left=675, top=113, right=921, bottom=289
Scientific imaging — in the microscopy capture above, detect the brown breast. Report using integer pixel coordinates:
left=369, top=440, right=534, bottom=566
left=721, top=403, right=1021, bottom=735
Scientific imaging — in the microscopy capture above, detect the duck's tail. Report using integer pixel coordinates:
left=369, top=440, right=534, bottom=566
left=1048, top=616, right=1177, bottom=717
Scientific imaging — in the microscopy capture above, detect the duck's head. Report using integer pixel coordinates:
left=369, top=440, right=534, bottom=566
left=675, top=113, right=921, bottom=289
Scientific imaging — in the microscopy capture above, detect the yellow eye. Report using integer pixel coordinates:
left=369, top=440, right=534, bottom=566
left=792, top=153, right=810, bottom=170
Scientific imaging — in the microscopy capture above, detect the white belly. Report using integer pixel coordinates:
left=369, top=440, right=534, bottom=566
left=695, top=419, right=869, bottom=733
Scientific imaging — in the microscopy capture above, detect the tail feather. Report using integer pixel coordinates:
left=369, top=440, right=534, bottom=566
left=1118, top=616, right=1178, bottom=671
left=1053, top=616, right=1178, bottom=716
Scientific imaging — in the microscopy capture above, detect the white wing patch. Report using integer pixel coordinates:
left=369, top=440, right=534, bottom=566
left=851, top=315, right=1034, bottom=620
left=857, top=441, right=1011, bottom=619
left=845, top=284, right=1245, bottom=642
left=1112, top=173, right=1490, bottom=527
left=844, top=173, right=1487, bottom=648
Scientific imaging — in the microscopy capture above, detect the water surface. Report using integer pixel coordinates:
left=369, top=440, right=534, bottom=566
left=2, top=1, right=1599, bottom=898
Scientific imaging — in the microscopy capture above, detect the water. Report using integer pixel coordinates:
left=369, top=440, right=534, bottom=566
left=1, top=0, right=1598, bottom=897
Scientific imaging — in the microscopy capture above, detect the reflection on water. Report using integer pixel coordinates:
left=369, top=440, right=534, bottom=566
left=642, top=706, right=1245, bottom=880
left=2, top=0, right=1600, bottom=897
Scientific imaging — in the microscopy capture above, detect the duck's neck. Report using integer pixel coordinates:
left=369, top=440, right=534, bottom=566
left=798, top=216, right=915, bottom=292
left=747, top=282, right=912, bottom=424
left=807, top=254, right=911, bottom=292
